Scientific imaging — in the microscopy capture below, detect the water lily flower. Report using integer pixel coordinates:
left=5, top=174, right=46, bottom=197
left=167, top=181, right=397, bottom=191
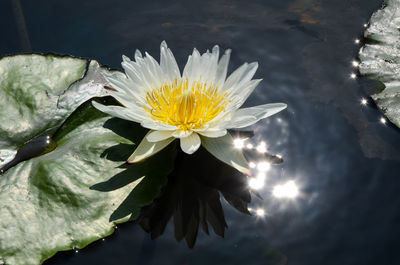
left=93, top=41, right=286, bottom=173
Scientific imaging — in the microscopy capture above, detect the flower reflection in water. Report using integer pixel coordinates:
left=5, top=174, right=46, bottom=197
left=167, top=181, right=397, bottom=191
left=95, top=120, right=293, bottom=248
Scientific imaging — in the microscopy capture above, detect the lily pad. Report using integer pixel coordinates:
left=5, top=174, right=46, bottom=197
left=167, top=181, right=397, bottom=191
left=0, top=54, right=112, bottom=167
left=0, top=55, right=176, bottom=264
left=359, top=0, right=400, bottom=128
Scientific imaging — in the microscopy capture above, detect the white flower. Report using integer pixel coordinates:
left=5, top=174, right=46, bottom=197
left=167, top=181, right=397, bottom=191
left=93, top=41, right=286, bottom=173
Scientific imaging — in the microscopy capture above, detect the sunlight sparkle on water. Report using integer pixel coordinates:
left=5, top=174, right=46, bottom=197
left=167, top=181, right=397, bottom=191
left=256, top=141, right=267, bottom=153
left=256, top=208, right=265, bottom=217
left=256, top=172, right=266, bottom=181
left=234, top=138, right=245, bottom=149
left=249, top=177, right=264, bottom=190
left=350, top=73, right=357, bottom=79
left=361, top=98, right=367, bottom=105
left=352, top=60, right=359, bottom=67
left=273, top=181, right=299, bottom=199
left=380, top=117, right=387, bottom=124
left=249, top=162, right=256, bottom=168
left=355, top=39, right=360, bottom=44
left=257, top=162, right=271, bottom=172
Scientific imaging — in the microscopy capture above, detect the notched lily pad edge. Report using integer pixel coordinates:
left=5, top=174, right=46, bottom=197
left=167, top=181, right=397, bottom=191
left=0, top=53, right=124, bottom=173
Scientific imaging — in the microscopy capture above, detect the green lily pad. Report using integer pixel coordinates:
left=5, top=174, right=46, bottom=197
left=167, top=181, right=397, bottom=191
left=0, top=54, right=115, bottom=167
left=0, top=55, right=176, bottom=264
left=359, top=0, right=400, bottom=128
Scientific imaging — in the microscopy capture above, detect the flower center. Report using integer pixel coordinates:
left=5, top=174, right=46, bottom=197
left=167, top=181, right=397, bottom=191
left=144, top=79, right=229, bottom=131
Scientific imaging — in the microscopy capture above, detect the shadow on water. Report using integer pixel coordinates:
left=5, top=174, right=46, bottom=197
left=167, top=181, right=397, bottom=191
left=91, top=123, right=283, bottom=248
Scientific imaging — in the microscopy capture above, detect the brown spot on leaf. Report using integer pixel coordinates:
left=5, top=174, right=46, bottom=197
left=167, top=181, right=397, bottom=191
left=104, top=86, right=118, bottom=92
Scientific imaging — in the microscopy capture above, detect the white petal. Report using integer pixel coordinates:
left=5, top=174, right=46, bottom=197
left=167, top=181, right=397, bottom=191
left=121, top=61, right=149, bottom=90
left=127, top=132, right=174, bottom=163
left=108, top=90, right=146, bottom=109
left=223, top=62, right=258, bottom=94
left=172, top=130, right=192, bottom=138
left=195, top=129, right=227, bottom=138
left=182, top=48, right=201, bottom=82
left=201, top=45, right=219, bottom=83
left=215, top=49, right=231, bottom=88
left=221, top=63, right=248, bottom=91
left=204, top=79, right=263, bottom=128
left=135, top=53, right=163, bottom=89
left=121, top=51, right=164, bottom=92
left=225, top=79, right=262, bottom=111
left=201, top=133, right=249, bottom=174
left=141, top=120, right=177, bottom=131
left=223, top=62, right=258, bottom=93
left=102, top=70, right=148, bottom=108
left=228, top=103, right=287, bottom=128
left=237, top=62, right=258, bottom=86
left=160, top=41, right=181, bottom=82
left=122, top=54, right=131, bottom=61
left=189, top=124, right=210, bottom=132
left=180, top=133, right=201, bottom=154
left=146, top=130, right=174, bottom=142
left=92, top=101, right=144, bottom=123
left=103, top=70, right=141, bottom=95
left=182, top=55, right=193, bottom=80
left=144, top=52, right=164, bottom=83
left=190, top=49, right=203, bottom=81
left=135, top=49, right=143, bottom=60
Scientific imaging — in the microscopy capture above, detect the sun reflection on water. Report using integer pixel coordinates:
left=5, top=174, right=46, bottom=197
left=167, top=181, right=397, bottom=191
left=256, top=142, right=267, bottom=153
left=257, top=162, right=271, bottom=172
left=235, top=133, right=302, bottom=219
left=272, top=181, right=299, bottom=199
left=361, top=98, right=367, bottom=105
left=255, top=208, right=265, bottom=217
left=233, top=138, right=246, bottom=149
left=249, top=177, right=264, bottom=190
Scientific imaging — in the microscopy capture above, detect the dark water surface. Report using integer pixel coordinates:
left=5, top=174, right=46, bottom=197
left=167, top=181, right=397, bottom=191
left=2, top=0, right=400, bottom=264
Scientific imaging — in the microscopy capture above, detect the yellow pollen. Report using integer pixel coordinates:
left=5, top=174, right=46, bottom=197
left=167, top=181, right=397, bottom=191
left=144, top=79, right=229, bottom=131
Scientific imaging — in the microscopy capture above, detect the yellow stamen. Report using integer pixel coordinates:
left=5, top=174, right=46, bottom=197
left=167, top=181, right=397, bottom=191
left=144, top=79, right=229, bottom=131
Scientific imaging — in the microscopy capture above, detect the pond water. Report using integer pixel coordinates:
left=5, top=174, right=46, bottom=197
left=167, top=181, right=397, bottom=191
left=2, top=0, right=400, bottom=264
